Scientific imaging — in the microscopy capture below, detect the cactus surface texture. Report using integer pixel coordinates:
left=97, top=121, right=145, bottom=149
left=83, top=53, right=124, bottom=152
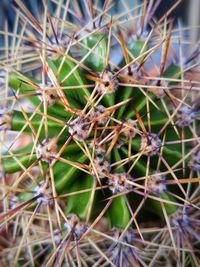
left=0, top=1, right=200, bottom=266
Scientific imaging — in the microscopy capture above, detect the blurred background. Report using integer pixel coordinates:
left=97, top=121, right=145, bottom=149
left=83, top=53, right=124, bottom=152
left=0, top=0, right=199, bottom=44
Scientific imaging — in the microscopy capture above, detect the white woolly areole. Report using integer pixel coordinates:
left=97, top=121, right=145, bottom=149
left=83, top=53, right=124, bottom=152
left=123, top=119, right=137, bottom=139
left=89, top=140, right=106, bottom=155
left=68, top=116, right=90, bottom=142
left=109, top=172, right=133, bottom=193
left=37, top=83, right=59, bottom=106
left=170, top=208, right=189, bottom=228
left=146, top=171, right=166, bottom=194
left=36, top=139, right=57, bottom=163
left=176, top=105, right=196, bottom=128
left=9, top=196, right=18, bottom=209
left=89, top=105, right=108, bottom=124
left=34, top=182, right=53, bottom=204
left=96, top=70, right=119, bottom=94
left=64, top=214, right=88, bottom=240
left=90, top=156, right=111, bottom=178
left=140, top=133, right=161, bottom=156
left=188, top=149, right=200, bottom=171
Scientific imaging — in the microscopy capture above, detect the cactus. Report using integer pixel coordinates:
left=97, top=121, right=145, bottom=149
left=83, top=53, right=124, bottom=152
left=0, top=1, right=200, bottom=266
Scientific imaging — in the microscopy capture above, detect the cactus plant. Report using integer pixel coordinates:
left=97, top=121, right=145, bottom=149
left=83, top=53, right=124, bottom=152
left=0, top=0, right=200, bottom=266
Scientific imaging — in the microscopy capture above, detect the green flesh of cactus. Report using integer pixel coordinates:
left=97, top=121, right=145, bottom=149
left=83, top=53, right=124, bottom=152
left=4, top=33, right=185, bottom=228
